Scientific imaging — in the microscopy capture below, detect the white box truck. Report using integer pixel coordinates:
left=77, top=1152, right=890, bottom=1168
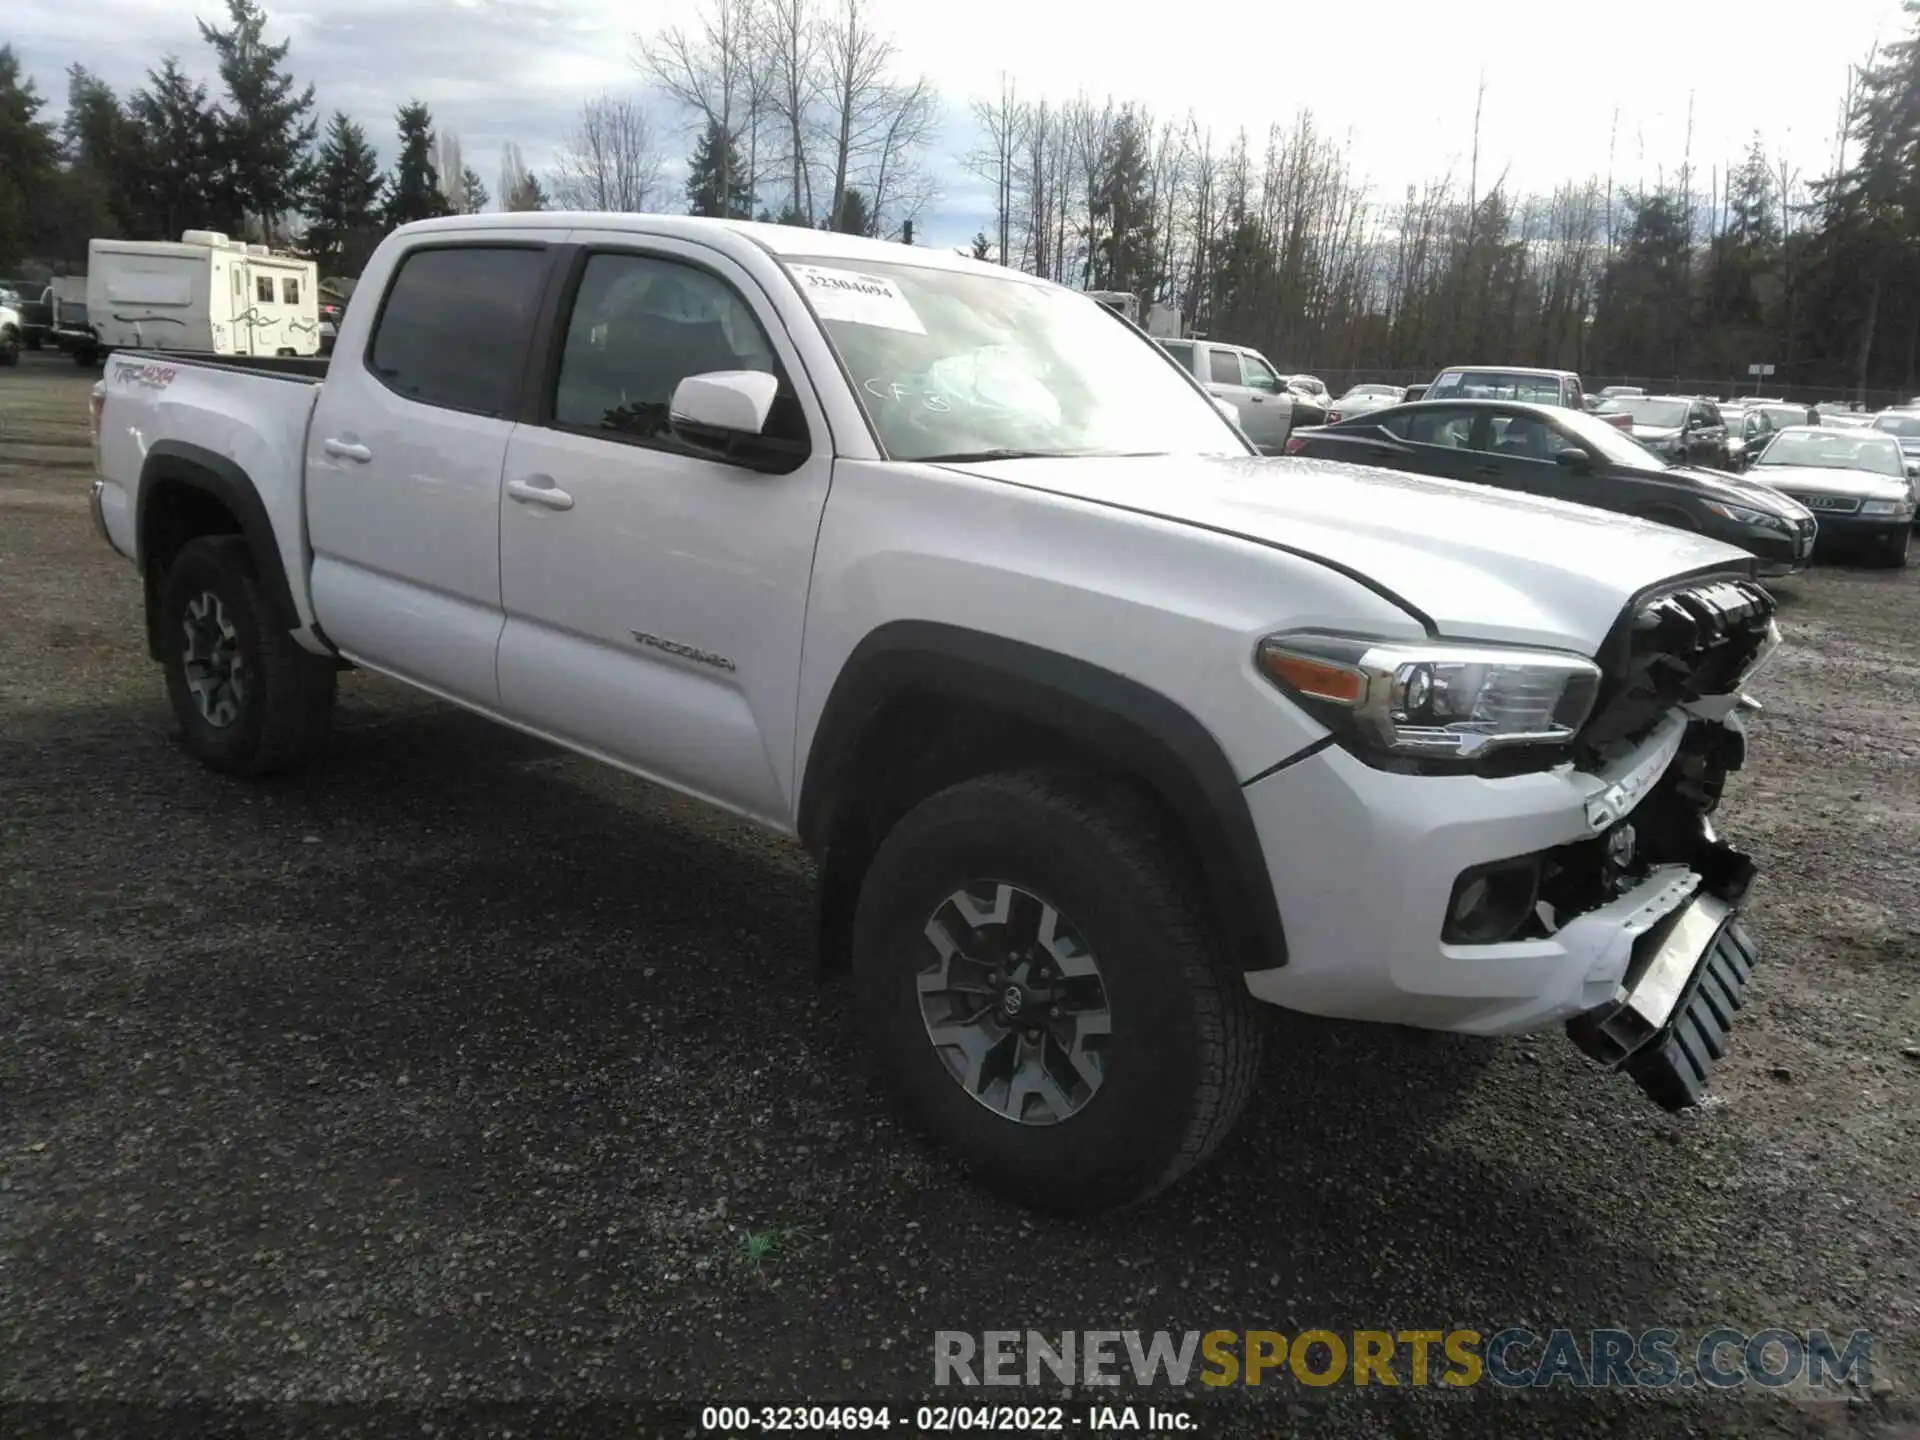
left=86, top=232, right=320, bottom=361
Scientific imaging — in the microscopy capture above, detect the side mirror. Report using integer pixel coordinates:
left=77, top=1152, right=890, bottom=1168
left=669, top=370, right=807, bottom=470
left=1555, top=446, right=1594, bottom=471
left=670, top=370, right=778, bottom=436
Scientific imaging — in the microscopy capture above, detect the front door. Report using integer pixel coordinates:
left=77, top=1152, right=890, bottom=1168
left=305, top=237, right=560, bottom=703
left=1461, top=408, right=1591, bottom=505
left=1235, top=351, right=1294, bottom=449
left=494, top=237, right=833, bottom=823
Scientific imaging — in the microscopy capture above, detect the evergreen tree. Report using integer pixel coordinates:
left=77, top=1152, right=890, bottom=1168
left=505, top=171, right=548, bottom=212
left=303, top=111, right=383, bottom=273
left=1089, top=107, right=1153, bottom=293
left=128, top=57, right=218, bottom=243
left=1727, top=136, right=1781, bottom=249
left=0, top=46, right=60, bottom=266
left=834, top=187, right=872, bottom=237
left=197, top=0, right=317, bottom=240
left=385, top=101, right=450, bottom=226
left=461, top=165, right=489, bottom=214
left=684, top=119, right=752, bottom=218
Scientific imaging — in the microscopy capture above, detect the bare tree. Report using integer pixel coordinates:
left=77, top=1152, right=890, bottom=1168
left=437, top=132, right=467, bottom=213
left=966, top=74, right=1025, bottom=265
left=759, top=0, right=821, bottom=221
left=637, top=0, right=759, bottom=218
left=866, top=76, right=941, bottom=239
left=816, top=0, right=900, bottom=231
left=550, top=95, right=666, bottom=212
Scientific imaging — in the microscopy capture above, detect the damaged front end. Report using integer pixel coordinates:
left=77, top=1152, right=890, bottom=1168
left=1557, top=576, right=1781, bottom=1109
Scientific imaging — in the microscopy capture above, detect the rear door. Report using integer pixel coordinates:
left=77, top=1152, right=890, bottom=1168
left=1371, top=405, right=1487, bottom=483
left=306, top=236, right=561, bottom=704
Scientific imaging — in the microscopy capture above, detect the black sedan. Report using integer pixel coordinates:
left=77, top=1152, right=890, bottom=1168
left=1285, top=399, right=1817, bottom=574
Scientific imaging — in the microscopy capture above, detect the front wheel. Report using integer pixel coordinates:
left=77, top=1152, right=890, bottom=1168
left=1867, top=525, right=1911, bottom=569
left=158, top=536, right=337, bottom=776
left=852, top=770, right=1263, bottom=1212
left=0, top=330, right=19, bottom=367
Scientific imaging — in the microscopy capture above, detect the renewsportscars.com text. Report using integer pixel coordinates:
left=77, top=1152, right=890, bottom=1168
left=932, top=1328, right=1875, bottom=1390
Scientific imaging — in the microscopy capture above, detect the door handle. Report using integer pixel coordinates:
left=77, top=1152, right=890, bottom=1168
left=506, top=476, right=574, bottom=511
left=323, top=438, right=371, bottom=463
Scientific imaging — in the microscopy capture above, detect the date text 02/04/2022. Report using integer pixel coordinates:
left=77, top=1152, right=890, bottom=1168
left=698, top=1404, right=1195, bottom=1432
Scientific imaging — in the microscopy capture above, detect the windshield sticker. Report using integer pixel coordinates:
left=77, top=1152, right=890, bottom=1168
left=862, top=378, right=950, bottom=410
left=791, top=265, right=926, bottom=334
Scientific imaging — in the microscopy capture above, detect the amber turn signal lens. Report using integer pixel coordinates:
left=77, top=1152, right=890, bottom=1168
left=1257, top=646, right=1366, bottom=704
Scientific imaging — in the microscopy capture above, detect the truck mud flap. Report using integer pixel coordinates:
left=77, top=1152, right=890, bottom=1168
left=1566, top=894, right=1757, bottom=1111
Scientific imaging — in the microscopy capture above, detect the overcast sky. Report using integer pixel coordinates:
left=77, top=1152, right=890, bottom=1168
left=10, top=0, right=1905, bottom=250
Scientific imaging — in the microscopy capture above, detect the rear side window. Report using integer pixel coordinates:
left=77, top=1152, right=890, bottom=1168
left=368, top=246, right=550, bottom=418
left=1158, top=340, right=1195, bottom=368
left=255, top=275, right=273, bottom=303
left=282, top=277, right=300, bottom=304
left=1208, top=349, right=1240, bottom=385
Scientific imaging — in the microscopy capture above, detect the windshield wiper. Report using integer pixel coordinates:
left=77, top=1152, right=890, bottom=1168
left=915, top=448, right=1091, bottom=463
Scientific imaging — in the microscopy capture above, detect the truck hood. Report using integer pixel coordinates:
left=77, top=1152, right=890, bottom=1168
left=1746, top=464, right=1912, bottom=500
left=945, top=454, right=1754, bottom=653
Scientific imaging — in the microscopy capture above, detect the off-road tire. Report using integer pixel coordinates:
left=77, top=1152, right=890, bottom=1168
left=852, top=769, right=1263, bottom=1212
left=159, top=535, right=336, bottom=776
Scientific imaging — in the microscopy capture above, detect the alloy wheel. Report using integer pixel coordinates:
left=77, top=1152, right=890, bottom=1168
left=180, top=589, right=248, bottom=728
left=916, top=881, right=1113, bottom=1125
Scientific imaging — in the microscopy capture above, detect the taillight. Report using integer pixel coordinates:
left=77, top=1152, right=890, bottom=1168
left=1327, top=411, right=1342, bottom=424
left=1284, top=436, right=1309, bottom=455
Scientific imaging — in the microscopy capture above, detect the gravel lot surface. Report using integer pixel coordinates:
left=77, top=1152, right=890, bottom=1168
left=2, top=352, right=1917, bottom=1438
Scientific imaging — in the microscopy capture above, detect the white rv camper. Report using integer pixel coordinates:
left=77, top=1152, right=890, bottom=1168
left=86, top=232, right=320, bottom=358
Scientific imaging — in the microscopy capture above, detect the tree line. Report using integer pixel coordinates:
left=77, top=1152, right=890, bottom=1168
left=0, top=0, right=940, bottom=281
left=963, top=4, right=1920, bottom=400
left=4, top=0, right=1917, bottom=398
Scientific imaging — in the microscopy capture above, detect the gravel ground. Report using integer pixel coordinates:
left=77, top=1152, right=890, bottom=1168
left=2, top=351, right=1917, bottom=1439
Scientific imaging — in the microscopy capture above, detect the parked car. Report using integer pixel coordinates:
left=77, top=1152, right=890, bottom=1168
left=1868, top=410, right=1920, bottom=479
left=1720, top=406, right=1777, bottom=472
left=87, top=212, right=1782, bottom=1209
left=1, top=279, right=52, bottom=348
left=1596, top=395, right=1731, bottom=469
left=1400, top=382, right=1428, bottom=402
left=1753, top=401, right=1816, bottom=431
left=1286, top=399, right=1814, bottom=575
left=0, top=289, right=22, bottom=366
left=318, top=298, right=343, bottom=354
left=1327, top=383, right=1404, bottom=423
left=1746, top=427, right=1915, bottom=567
left=1425, top=366, right=1589, bottom=414
left=1155, top=337, right=1297, bottom=452
left=1599, top=385, right=1645, bottom=399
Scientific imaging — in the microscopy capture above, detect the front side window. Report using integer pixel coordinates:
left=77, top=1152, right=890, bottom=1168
left=282, top=277, right=300, bottom=304
left=255, top=275, right=273, bottom=303
left=1240, top=353, right=1280, bottom=392
left=785, top=257, right=1246, bottom=462
left=367, top=245, right=550, bottom=417
left=550, top=251, right=802, bottom=451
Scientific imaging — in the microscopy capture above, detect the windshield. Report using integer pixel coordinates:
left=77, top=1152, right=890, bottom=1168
left=1426, top=370, right=1563, bottom=403
left=1756, top=429, right=1906, bottom=477
left=784, top=258, right=1245, bottom=462
left=1599, top=397, right=1689, bottom=428
left=1872, top=413, right=1920, bottom=439
left=1340, top=384, right=1398, bottom=399
left=1550, top=407, right=1686, bottom=467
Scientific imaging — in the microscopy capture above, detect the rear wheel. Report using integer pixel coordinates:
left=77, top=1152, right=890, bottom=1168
left=158, top=536, right=336, bottom=776
left=0, top=329, right=19, bottom=367
left=852, top=770, right=1263, bottom=1212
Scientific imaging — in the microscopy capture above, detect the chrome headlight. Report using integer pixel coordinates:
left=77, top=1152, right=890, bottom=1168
left=1702, top=500, right=1790, bottom=532
left=1860, top=497, right=1915, bottom=517
left=1256, top=633, right=1602, bottom=765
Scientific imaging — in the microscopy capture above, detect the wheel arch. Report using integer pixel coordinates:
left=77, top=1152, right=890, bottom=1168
left=798, top=620, right=1288, bottom=976
left=136, top=442, right=298, bottom=662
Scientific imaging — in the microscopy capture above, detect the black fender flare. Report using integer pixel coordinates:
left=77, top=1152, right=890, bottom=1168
left=136, top=440, right=300, bottom=659
left=797, top=620, right=1288, bottom=971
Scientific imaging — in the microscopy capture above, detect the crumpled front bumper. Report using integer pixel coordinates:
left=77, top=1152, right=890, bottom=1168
left=1566, top=891, right=1757, bottom=1110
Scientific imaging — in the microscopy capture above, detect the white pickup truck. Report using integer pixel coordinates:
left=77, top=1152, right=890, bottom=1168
left=89, top=214, right=1782, bottom=1212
